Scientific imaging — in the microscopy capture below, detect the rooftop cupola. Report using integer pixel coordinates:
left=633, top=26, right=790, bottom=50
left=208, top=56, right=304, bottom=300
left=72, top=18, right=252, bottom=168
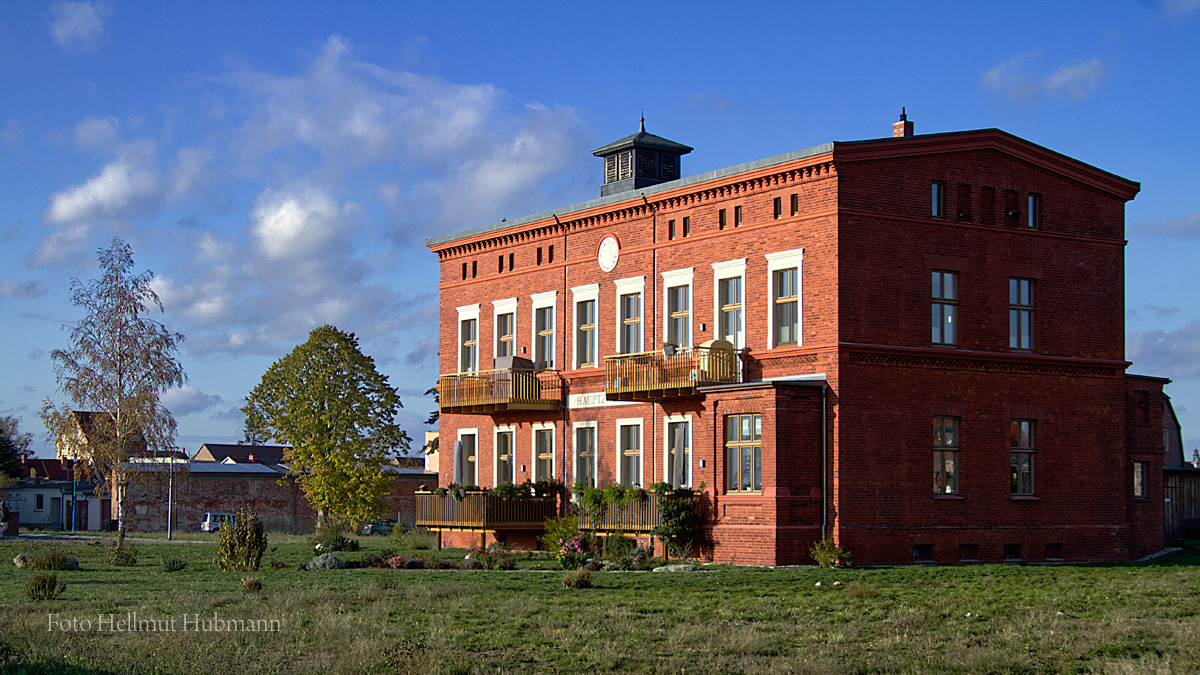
left=591, top=117, right=693, bottom=197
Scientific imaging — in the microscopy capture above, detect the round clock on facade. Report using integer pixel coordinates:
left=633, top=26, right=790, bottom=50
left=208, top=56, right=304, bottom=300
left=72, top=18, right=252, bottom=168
left=597, top=236, right=619, bottom=272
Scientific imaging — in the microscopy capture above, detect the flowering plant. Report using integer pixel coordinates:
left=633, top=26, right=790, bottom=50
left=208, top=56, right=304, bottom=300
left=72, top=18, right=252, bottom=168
left=558, top=534, right=589, bottom=570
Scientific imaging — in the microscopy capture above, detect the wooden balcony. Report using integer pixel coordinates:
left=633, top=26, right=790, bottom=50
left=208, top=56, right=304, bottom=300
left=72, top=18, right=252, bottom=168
left=439, top=368, right=562, bottom=414
left=415, top=492, right=559, bottom=531
left=577, top=491, right=662, bottom=533
left=605, top=340, right=739, bottom=401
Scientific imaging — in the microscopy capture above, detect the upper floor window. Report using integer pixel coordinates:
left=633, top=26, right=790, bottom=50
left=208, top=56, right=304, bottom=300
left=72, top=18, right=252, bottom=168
left=790, top=193, right=799, bottom=216
left=734, top=205, right=743, bottom=227
left=1027, top=194, right=1041, bottom=229
left=713, top=258, right=747, bottom=350
left=773, top=197, right=782, bottom=220
left=682, top=216, right=690, bottom=238
left=668, top=219, right=676, bottom=241
left=531, top=290, right=557, bottom=369
left=1011, top=420, right=1035, bottom=496
left=662, top=268, right=694, bottom=348
left=766, top=248, right=804, bottom=349
left=726, top=413, right=761, bottom=493
left=616, top=276, right=644, bottom=354
left=933, top=416, right=959, bottom=494
left=932, top=182, right=944, bottom=218
left=493, top=297, right=517, bottom=361
left=932, top=271, right=957, bottom=346
left=456, top=303, right=480, bottom=373
left=718, top=208, right=727, bottom=230
left=1009, top=278, right=1033, bottom=350
left=576, top=300, right=596, bottom=368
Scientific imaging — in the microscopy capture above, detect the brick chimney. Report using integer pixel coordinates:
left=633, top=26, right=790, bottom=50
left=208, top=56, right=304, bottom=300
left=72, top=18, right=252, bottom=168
left=893, top=108, right=914, bottom=138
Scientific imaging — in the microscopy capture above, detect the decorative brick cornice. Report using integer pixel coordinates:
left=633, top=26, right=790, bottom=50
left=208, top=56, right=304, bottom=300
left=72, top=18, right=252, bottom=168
left=842, top=343, right=1125, bottom=378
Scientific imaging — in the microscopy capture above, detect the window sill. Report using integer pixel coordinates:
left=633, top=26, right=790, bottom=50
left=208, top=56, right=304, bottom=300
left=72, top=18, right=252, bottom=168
left=722, top=491, right=764, bottom=499
left=933, top=494, right=964, bottom=500
left=1011, top=495, right=1039, bottom=501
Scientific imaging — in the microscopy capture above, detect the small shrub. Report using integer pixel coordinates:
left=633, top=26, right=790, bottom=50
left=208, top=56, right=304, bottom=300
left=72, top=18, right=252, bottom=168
left=160, top=555, right=188, bottom=572
left=216, top=509, right=268, bottom=572
left=474, top=543, right=515, bottom=570
left=376, top=572, right=397, bottom=590
left=540, top=516, right=580, bottom=553
left=492, top=482, right=523, bottom=500
left=431, top=559, right=459, bottom=570
left=461, top=558, right=484, bottom=570
left=269, top=558, right=287, bottom=569
left=404, top=558, right=425, bottom=570
left=562, top=569, right=591, bottom=589
left=810, top=538, right=853, bottom=568
left=25, top=573, right=65, bottom=601
left=240, top=577, right=263, bottom=594
left=387, top=555, right=407, bottom=569
left=28, top=549, right=70, bottom=571
left=311, top=525, right=359, bottom=553
left=104, top=541, right=139, bottom=567
left=557, top=535, right=589, bottom=570
left=393, top=527, right=437, bottom=551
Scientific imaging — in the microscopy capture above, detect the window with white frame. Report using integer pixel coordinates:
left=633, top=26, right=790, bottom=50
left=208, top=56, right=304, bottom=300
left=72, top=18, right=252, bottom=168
left=662, top=267, right=694, bottom=348
left=531, top=291, right=557, bottom=369
left=712, top=259, right=746, bottom=349
left=458, top=430, right=478, bottom=487
left=456, top=304, right=480, bottom=373
left=615, top=276, right=644, bottom=354
left=765, top=249, right=803, bottom=348
left=533, top=423, right=555, bottom=482
left=495, top=426, right=515, bottom=486
left=573, top=422, right=598, bottom=489
left=664, top=415, right=692, bottom=488
left=572, top=284, right=599, bottom=369
left=493, top=298, right=517, bottom=361
left=726, top=413, right=762, bottom=493
left=617, top=419, right=643, bottom=488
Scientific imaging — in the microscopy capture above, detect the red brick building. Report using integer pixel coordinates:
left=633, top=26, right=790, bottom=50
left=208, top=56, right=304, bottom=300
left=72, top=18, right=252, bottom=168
left=424, top=114, right=1165, bottom=565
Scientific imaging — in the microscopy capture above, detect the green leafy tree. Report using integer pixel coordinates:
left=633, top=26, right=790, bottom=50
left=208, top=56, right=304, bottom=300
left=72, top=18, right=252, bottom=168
left=0, top=415, right=32, bottom=479
left=41, top=237, right=187, bottom=544
left=242, top=325, right=409, bottom=527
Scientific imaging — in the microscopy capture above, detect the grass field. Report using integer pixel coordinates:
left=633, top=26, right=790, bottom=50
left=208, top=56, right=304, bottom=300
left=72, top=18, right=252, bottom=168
left=2, top=534, right=1199, bottom=674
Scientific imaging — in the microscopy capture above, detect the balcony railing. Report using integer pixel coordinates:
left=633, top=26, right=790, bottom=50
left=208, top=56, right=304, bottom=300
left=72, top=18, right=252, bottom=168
left=439, top=368, right=562, bottom=414
left=605, top=341, right=739, bottom=401
left=577, top=491, right=662, bottom=533
left=415, top=492, right=559, bottom=531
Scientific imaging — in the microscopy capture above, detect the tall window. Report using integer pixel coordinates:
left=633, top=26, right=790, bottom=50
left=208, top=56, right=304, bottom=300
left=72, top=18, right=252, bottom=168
left=790, top=193, right=799, bottom=216
left=726, top=413, right=761, bottom=493
left=933, top=417, right=958, bottom=494
left=682, top=216, right=690, bottom=237
left=1027, top=194, right=1040, bottom=228
left=496, top=312, right=515, bottom=359
left=772, top=268, right=799, bottom=347
left=932, top=181, right=944, bottom=218
left=460, top=318, right=477, bottom=373
left=1011, top=420, right=1034, bottom=496
left=620, top=292, right=642, bottom=353
left=667, top=284, right=690, bottom=347
left=576, top=299, right=596, bottom=368
left=459, top=433, right=477, bottom=487
left=1133, top=461, right=1147, bottom=498
left=496, top=429, right=515, bottom=486
left=734, top=205, right=743, bottom=227
left=718, top=275, right=744, bottom=347
left=773, top=197, right=782, bottom=219
left=932, top=271, right=957, bottom=346
left=666, top=419, right=691, bottom=488
left=1009, top=278, right=1033, bottom=350
left=668, top=219, right=676, bottom=240
left=574, top=424, right=597, bottom=489
left=718, top=208, right=727, bottom=230
left=534, top=426, right=554, bottom=482
left=535, top=308, right=554, bottom=368
left=618, top=421, right=642, bottom=488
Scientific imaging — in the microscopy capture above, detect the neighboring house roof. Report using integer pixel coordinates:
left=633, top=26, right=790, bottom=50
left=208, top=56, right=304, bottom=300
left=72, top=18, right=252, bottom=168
left=57, top=410, right=149, bottom=461
left=19, top=457, right=73, bottom=481
left=193, top=443, right=289, bottom=464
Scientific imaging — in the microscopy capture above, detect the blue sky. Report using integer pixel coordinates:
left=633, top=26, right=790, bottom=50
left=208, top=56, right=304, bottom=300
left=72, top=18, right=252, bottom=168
left=1, top=1, right=1198, bottom=458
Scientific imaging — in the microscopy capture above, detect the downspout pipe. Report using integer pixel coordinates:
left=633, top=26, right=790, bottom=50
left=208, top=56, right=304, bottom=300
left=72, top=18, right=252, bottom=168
left=821, top=383, right=828, bottom=540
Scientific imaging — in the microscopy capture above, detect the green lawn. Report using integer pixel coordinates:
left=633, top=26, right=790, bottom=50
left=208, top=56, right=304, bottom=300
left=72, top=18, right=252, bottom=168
left=2, top=535, right=1199, bottom=674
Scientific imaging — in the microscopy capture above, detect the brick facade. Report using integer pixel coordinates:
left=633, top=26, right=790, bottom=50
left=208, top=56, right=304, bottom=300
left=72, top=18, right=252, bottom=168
left=426, top=122, right=1164, bottom=565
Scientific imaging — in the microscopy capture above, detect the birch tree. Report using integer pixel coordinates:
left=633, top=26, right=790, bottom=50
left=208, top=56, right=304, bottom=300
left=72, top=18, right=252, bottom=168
left=41, top=237, right=186, bottom=544
left=242, top=325, right=409, bottom=528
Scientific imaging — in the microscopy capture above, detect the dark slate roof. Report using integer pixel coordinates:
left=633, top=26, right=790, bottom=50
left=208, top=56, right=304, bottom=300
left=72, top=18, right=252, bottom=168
left=591, top=119, right=694, bottom=156
left=194, top=443, right=288, bottom=463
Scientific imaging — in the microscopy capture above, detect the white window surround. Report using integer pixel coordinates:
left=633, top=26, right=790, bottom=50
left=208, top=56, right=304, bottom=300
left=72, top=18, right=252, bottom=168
left=456, top=303, right=481, bottom=373
left=711, top=258, right=746, bottom=347
left=571, top=283, right=600, bottom=370
left=616, top=418, right=644, bottom=487
left=765, top=248, right=804, bottom=349
left=456, top=428, right=479, bottom=486
left=662, top=413, right=693, bottom=488
left=661, top=267, right=694, bottom=348
left=614, top=276, right=645, bottom=354
left=571, top=420, right=599, bottom=487
left=492, top=297, right=517, bottom=362
left=493, top=424, right=516, bottom=487
left=532, top=421, right=556, bottom=481
left=531, top=290, right=557, bottom=369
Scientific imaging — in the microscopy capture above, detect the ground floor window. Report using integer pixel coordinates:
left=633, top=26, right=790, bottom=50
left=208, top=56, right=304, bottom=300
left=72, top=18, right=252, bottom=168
left=933, top=416, right=958, bottom=494
left=495, top=428, right=515, bottom=485
left=534, top=425, right=554, bottom=482
left=666, top=419, right=691, bottom=488
left=725, top=413, right=761, bottom=492
left=574, top=424, right=597, bottom=488
left=458, top=432, right=477, bottom=486
left=1010, top=420, right=1034, bottom=496
left=1133, top=461, right=1147, bottom=497
left=618, top=420, right=643, bottom=488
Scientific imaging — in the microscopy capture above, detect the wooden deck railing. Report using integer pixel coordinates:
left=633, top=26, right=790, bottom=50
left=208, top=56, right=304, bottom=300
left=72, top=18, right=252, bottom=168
left=415, top=492, right=558, bottom=531
left=605, top=344, right=738, bottom=400
left=438, top=368, right=562, bottom=413
left=577, top=491, right=662, bottom=533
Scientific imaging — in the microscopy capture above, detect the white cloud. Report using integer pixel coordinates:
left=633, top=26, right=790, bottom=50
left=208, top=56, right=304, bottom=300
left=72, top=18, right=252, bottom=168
left=43, top=142, right=159, bottom=225
left=251, top=187, right=344, bottom=260
left=72, top=116, right=120, bottom=149
left=1129, top=320, right=1200, bottom=379
left=1131, top=208, right=1200, bottom=239
left=1163, top=0, right=1200, bottom=16
left=49, top=1, right=112, bottom=52
left=982, top=53, right=1105, bottom=104
left=0, top=277, right=48, bottom=298
left=161, top=384, right=223, bottom=417
left=3, top=120, right=23, bottom=149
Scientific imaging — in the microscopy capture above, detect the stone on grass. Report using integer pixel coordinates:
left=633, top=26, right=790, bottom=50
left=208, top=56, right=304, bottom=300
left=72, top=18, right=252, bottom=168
left=461, top=558, right=484, bottom=570
left=306, top=553, right=345, bottom=570
left=65, top=557, right=80, bottom=571
left=652, top=564, right=696, bottom=573
left=13, top=553, right=29, bottom=568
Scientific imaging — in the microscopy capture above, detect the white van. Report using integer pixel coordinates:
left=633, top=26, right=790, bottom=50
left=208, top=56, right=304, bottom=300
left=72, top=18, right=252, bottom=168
left=200, top=512, right=236, bottom=533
